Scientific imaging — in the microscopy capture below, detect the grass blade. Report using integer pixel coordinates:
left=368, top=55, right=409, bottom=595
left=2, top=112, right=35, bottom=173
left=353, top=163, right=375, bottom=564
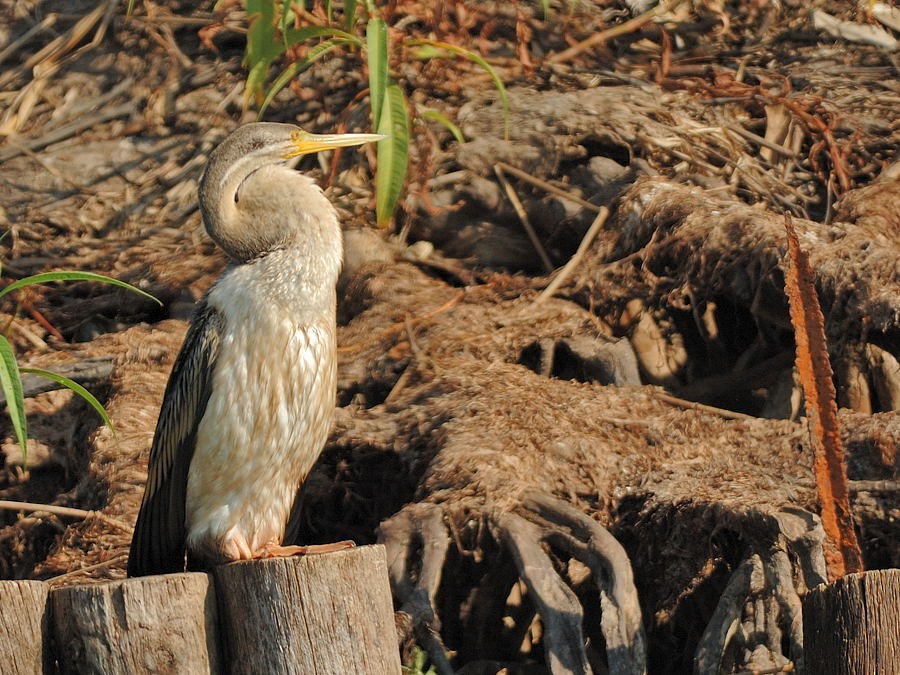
left=367, top=16, right=388, bottom=131
left=21, top=367, right=115, bottom=439
left=407, top=38, right=511, bottom=140
left=421, top=109, right=465, bottom=143
left=244, top=0, right=283, bottom=108
left=259, top=38, right=354, bottom=117
left=280, top=0, right=294, bottom=42
left=283, top=25, right=361, bottom=46
left=0, top=271, right=161, bottom=305
left=0, top=335, right=27, bottom=466
left=344, top=0, right=358, bottom=31
left=376, top=80, right=409, bottom=227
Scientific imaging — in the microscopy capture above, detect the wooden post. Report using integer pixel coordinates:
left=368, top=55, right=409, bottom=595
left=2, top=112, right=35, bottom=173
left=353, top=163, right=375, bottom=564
left=0, top=580, right=50, bottom=674
left=50, top=572, right=219, bottom=674
left=803, top=568, right=900, bottom=674
left=213, top=545, right=401, bottom=675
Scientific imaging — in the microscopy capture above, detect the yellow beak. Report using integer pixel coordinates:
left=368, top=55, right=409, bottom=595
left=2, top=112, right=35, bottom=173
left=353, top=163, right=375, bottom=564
left=283, top=129, right=387, bottom=159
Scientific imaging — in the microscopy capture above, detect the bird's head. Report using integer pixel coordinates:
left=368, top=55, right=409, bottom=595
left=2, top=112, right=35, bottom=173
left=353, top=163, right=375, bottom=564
left=199, top=123, right=383, bottom=263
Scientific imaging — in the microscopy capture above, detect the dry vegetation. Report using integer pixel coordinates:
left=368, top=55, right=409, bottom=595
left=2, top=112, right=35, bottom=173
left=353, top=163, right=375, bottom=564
left=0, top=1, right=898, bottom=673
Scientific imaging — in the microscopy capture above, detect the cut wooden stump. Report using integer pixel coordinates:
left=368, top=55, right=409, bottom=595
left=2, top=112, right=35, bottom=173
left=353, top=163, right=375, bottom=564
left=803, top=568, right=900, bottom=674
left=212, top=545, right=401, bottom=675
left=0, top=580, right=50, bottom=675
left=50, top=572, right=219, bottom=674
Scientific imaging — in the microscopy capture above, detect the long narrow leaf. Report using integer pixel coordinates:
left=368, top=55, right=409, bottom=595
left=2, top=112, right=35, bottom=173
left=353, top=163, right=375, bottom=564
left=280, top=0, right=294, bottom=44
left=367, top=16, right=389, bottom=131
left=245, top=0, right=283, bottom=107
left=344, top=0, right=358, bottom=31
left=21, top=368, right=115, bottom=438
left=259, top=38, right=355, bottom=117
left=376, top=80, right=409, bottom=226
left=406, top=38, right=511, bottom=140
left=283, top=25, right=361, bottom=46
left=421, top=110, right=465, bottom=144
left=0, top=335, right=27, bottom=466
left=0, top=271, right=161, bottom=305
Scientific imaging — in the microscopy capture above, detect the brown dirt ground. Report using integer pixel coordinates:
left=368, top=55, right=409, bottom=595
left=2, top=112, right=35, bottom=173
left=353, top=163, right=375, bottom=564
left=0, top=0, right=898, bottom=672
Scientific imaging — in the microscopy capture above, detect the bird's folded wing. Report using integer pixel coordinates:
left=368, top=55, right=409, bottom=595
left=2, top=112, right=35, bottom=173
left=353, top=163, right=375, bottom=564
left=127, top=302, right=226, bottom=576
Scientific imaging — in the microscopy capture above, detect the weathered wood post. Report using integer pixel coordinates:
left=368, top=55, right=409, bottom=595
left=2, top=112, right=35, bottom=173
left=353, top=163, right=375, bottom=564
left=803, top=568, right=900, bottom=674
left=50, top=572, right=219, bottom=674
left=213, top=545, right=401, bottom=675
left=0, top=580, right=51, bottom=674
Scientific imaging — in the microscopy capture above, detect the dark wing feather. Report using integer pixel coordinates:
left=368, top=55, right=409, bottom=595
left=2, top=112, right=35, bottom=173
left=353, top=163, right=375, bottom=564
left=127, top=302, right=225, bottom=577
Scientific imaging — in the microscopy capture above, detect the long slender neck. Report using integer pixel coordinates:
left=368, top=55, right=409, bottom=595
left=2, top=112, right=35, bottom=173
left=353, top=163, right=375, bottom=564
left=199, top=154, right=270, bottom=262
left=198, top=143, right=343, bottom=295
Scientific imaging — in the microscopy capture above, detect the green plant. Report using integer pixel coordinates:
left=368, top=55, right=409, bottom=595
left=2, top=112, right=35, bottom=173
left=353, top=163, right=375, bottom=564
left=0, top=270, right=160, bottom=467
left=401, top=645, right=438, bottom=675
left=241, top=0, right=510, bottom=226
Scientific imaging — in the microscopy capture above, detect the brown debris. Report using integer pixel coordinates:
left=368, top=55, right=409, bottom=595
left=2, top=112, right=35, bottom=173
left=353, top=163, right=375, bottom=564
left=0, top=1, right=897, bottom=672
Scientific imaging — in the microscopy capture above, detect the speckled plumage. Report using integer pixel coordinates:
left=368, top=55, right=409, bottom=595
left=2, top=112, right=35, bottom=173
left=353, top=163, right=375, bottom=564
left=128, top=123, right=380, bottom=576
left=185, top=248, right=338, bottom=564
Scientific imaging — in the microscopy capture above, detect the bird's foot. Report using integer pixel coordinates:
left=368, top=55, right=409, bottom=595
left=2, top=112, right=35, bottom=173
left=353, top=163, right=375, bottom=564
left=256, top=540, right=356, bottom=558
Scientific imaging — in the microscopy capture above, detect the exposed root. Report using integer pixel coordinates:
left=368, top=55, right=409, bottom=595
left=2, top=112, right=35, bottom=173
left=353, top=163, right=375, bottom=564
left=330, top=259, right=893, bottom=672
left=694, top=508, right=827, bottom=673
left=495, top=510, right=591, bottom=675
left=379, top=491, right=647, bottom=674
left=762, top=549, right=803, bottom=670
left=694, top=554, right=760, bottom=674
left=773, top=508, right=828, bottom=591
left=378, top=503, right=453, bottom=675
left=520, top=490, right=646, bottom=675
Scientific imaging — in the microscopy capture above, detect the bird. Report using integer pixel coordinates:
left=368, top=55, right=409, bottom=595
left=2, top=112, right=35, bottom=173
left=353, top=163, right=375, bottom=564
left=127, top=122, right=383, bottom=577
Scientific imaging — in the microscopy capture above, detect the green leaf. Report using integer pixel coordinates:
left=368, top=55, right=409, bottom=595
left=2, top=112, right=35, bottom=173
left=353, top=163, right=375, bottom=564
left=343, top=0, right=358, bottom=31
left=0, top=335, right=27, bottom=466
left=407, top=38, right=511, bottom=140
left=0, top=271, right=161, bottom=305
left=21, top=368, right=115, bottom=439
left=421, top=110, right=465, bottom=144
left=259, top=38, right=355, bottom=117
left=366, top=16, right=388, bottom=131
left=280, top=0, right=295, bottom=44
left=283, top=25, right=361, bottom=46
left=245, top=0, right=284, bottom=108
left=376, top=80, right=409, bottom=227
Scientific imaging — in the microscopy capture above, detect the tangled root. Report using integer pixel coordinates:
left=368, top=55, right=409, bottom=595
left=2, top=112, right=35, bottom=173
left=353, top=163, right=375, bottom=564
left=695, top=509, right=827, bottom=674
left=379, top=491, right=647, bottom=675
left=378, top=493, right=836, bottom=675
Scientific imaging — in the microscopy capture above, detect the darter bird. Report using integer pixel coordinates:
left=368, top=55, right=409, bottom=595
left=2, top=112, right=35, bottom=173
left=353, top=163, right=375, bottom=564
left=127, top=123, right=383, bottom=577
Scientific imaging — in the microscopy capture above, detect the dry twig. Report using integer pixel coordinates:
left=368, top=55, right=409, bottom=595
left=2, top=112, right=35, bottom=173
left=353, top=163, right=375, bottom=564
left=548, top=0, right=685, bottom=64
left=536, top=207, right=609, bottom=303
left=0, top=500, right=133, bottom=534
left=494, top=165, right=554, bottom=273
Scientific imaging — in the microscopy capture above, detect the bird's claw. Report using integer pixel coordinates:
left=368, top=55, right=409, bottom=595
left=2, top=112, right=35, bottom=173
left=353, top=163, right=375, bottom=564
left=257, top=540, right=356, bottom=558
